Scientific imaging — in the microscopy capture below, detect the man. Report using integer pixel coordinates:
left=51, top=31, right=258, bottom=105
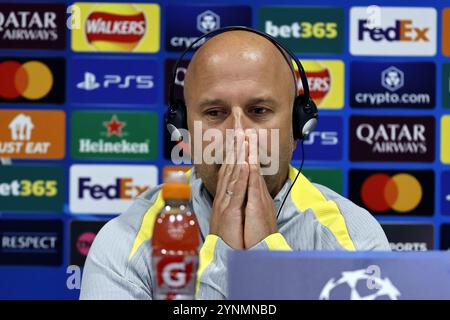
left=80, top=30, right=390, bottom=300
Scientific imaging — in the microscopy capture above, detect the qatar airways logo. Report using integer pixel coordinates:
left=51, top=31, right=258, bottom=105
left=350, top=116, right=435, bottom=162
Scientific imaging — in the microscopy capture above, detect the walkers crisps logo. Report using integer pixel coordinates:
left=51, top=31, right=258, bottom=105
left=0, top=110, right=65, bottom=159
left=71, top=111, right=158, bottom=160
left=71, top=3, right=160, bottom=52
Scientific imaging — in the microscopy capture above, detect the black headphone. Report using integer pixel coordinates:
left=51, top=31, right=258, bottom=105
left=165, top=26, right=318, bottom=141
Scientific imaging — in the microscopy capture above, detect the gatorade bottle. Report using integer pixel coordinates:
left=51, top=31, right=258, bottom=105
left=151, top=171, right=201, bottom=300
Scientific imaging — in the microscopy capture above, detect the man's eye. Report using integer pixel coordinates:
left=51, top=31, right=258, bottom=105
left=249, top=107, right=270, bottom=115
left=205, top=109, right=226, bottom=118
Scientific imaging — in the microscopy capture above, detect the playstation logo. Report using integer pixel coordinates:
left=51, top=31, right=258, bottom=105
left=77, top=72, right=100, bottom=91
left=197, top=10, right=220, bottom=34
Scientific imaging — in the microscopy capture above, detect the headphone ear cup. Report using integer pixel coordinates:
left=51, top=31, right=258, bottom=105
left=165, top=101, right=188, bottom=142
left=292, top=95, right=319, bottom=140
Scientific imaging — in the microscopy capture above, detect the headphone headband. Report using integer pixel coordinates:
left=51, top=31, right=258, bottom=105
left=168, top=26, right=311, bottom=108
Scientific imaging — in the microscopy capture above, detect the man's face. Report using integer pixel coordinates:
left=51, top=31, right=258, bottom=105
left=183, top=31, right=296, bottom=197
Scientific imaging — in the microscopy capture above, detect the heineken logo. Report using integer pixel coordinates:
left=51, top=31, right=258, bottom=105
left=103, top=114, right=126, bottom=137
left=71, top=111, right=158, bottom=160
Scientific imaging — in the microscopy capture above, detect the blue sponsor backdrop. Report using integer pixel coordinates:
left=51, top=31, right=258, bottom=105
left=0, top=0, right=449, bottom=300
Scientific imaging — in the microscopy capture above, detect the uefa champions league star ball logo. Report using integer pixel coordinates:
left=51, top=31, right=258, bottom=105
left=319, top=269, right=401, bottom=300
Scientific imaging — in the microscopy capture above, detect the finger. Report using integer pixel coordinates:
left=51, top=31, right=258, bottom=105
left=216, top=133, right=237, bottom=200
left=228, top=158, right=249, bottom=210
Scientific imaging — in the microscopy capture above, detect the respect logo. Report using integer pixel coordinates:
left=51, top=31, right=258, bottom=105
left=71, top=111, right=158, bottom=161
left=69, top=164, right=158, bottom=214
left=0, top=57, right=65, bottom=104
left=71, top=3, right=160, bottom=52
left=350, top=7, right=437, bottom=56
left=259, top=6, right=344, bottom=54
left=0, top=110, right=65, bottom=159
left=0, top=165, right=64, bottom=212
left=349, top=169, right=434, bottom=216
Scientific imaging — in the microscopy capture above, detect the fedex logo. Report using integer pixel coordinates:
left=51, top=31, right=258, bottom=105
left=78, top=178, right=148, bottom=200
left=358, top=19, right=429, bottom=42
left=350, top=7, right=436, bottom=56
left=70, top=165, right=158, bottom=214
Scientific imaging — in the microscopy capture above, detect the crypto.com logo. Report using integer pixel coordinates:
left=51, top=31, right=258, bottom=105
left=169, top=121, right=280, bottom=175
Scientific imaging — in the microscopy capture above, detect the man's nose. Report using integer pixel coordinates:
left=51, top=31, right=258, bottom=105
left=230, top=106, right=251, bottom=130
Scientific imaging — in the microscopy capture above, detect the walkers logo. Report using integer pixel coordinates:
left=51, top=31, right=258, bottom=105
left=0, top=3, right=65, bottom=50
left=70, top=57, right=158, bottom=105
left=71, top=3, right=160, bottom=53
left=350, top=62, right=435, bottom=108
left=164, top=59, right=190, bottom=104
left=0, top=219, right=62, bottom=266
left=0, top=57, right=65, bottom=104
left=443, top=9, right=450, bottom=56
left=350, top=116, right=435, bottom=162
left=443, top=64, right=450, bottom=109
left=0, top=165, right=64, bottom=212
left=302, top=168, right=342, bottom=195
left=381, top=224, right=434, bottom=251
left=0, top=110, right=65, bottom=159
left=294, top=116, right=342, bottom=161
left=70, top=220, right=107, bottom=267
left=166, top=5, right=251, bottom=51
left=259, top=7, right=344, bottom=54
left=441, top=172, right=450, bottom=216
left=442, top=116, right=450, bottom=164
left=349, top=169, right=434, bottom=216
left=71, top=111, right=158, bottom=161
left=350, top=7, right=437, bottom=56
left=441, top=225, right=450, bottom=250
left=296, top=60, right=344, bottom=109
left=70, top=164, right=158, bottom=214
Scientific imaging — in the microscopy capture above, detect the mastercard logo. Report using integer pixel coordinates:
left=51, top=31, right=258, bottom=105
left=0, top=60, right=53, bottom=100
left=360, top=173, right=423, bottom=213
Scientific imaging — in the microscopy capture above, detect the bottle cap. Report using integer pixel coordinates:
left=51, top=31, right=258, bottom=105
left=162, top=171, right=191, bottom=200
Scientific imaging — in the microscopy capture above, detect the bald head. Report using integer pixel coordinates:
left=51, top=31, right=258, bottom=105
left=184, top=30, right=297, bottom=108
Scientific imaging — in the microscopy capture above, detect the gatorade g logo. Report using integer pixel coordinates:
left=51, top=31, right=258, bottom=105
left=349, top=169, right=434, bottom=216
left=157, top=257, right=193, bottom=289
left=72, top=3, right=160, bottom=52
left=0, top=57, right=65, bottom=104
left=350, top=7, right=437, bottom=56
left=85, top=8, right=146, bottom=46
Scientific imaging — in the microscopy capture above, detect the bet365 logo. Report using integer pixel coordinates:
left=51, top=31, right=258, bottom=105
left=0, top=165, right=64, bottom=212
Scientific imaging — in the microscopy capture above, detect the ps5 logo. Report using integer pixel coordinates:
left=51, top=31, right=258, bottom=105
left=77, top=72, right=154, bottom=91
left=304, top=131, right=339, bottom=146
